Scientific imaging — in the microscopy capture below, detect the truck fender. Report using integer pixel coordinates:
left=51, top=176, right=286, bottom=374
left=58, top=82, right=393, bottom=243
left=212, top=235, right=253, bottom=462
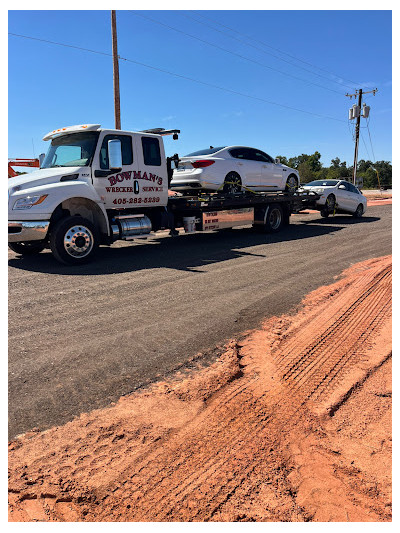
left=24, top=181, right=110, bottom=236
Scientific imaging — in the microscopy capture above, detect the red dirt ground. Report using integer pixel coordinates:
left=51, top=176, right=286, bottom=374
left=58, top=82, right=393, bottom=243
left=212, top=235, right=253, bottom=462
left=8, top=255, right=392, bottom=522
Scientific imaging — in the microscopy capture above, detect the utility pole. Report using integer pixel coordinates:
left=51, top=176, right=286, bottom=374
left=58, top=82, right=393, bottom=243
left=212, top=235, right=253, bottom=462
left=351, top=88, right=362, bottom=185
left=111, top=10, right=121, bottom=130
left=346, top=88, right=377, bottom=185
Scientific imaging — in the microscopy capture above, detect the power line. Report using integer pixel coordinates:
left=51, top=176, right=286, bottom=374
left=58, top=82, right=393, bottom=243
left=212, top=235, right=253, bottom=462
left=182, top=12, right=356, bottom=92
left=360, top=131, right=372, bottom=160
left=366, top=117, right=376, bottom=161
left=9, top=32, right=112, bottom=57
left=132, top=11, right=345, bottom=96
left=8, top=31, right=347, bottom=123
left=191, top=11, right=377, bottom=92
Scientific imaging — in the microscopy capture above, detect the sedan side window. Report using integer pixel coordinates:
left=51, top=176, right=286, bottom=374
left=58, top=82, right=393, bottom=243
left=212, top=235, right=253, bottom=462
left=229, top=148, right=249, bottom=160
left=254, top=150, right=274, bottom=163
left=348, top=183, right=360, bottom=194
left=250, top=149, right=269, bottom=163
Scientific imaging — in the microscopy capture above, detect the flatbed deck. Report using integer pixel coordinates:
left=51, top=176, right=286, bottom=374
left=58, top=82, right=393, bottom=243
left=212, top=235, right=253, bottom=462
left=168, top=190, right=320, bottom=212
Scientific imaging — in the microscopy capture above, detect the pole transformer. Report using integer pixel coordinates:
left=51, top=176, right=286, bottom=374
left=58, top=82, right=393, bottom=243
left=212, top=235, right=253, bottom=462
left=111, top=10, right=121, bottom=130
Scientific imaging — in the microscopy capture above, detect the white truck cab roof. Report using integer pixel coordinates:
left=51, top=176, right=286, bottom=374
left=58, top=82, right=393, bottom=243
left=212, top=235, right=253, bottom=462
left=43, top=124, right=102, bottom=141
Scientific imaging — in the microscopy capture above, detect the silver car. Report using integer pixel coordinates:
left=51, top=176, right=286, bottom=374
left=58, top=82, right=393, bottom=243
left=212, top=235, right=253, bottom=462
left=302, top=179, right=367, bottom=217
left=171, top=146, right=300, bottom=194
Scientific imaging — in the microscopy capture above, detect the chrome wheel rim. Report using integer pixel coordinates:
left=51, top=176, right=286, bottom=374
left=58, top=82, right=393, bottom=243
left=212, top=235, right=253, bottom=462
left=63, top=225, right=94, bottom=258
left=269, top=208, right=282, bottom=229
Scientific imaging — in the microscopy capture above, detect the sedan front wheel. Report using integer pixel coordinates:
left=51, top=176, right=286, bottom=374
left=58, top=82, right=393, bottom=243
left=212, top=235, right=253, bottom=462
left=285, top=175, right=299, bottom=193
left=353, top=203, right=364, bottom=218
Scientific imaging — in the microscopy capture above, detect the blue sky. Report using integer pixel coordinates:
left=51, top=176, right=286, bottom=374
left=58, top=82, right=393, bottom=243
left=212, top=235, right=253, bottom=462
left=8, top=9, right=392, bottom=166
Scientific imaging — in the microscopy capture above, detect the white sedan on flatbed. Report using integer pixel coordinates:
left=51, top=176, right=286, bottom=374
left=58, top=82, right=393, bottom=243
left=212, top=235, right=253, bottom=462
left=170, top=146, right=300, bottom=194
left=301, top=179, right=367, bottom=217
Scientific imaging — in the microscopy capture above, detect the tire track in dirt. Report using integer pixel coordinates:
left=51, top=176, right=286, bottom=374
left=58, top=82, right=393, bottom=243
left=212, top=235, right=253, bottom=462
left=8, top=256, right=392, bottom=522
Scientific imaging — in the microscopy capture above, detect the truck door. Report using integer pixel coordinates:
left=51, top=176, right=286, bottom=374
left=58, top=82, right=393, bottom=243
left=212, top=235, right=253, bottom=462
left=133, top=134, right=169, bottom=208
left=92, top=131, right=137, bottom=209
left=92, top=131, right=168, bottom=209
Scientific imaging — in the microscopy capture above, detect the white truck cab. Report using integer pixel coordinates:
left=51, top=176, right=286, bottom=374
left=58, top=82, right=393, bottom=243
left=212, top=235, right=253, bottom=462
left=8, top=124, right=178, bottom=264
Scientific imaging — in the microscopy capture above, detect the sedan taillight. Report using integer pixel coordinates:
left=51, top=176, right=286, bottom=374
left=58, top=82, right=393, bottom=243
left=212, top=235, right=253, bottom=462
left=191, top=160, right=215, bottom=168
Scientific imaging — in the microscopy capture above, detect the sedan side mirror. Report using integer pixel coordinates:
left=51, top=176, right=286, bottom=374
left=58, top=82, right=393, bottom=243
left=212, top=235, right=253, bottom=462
left=275, top=158, right=280, bottom=164
left=108, top=139, right=122, bottom=170
left=338, top=184, right=346, bottom=189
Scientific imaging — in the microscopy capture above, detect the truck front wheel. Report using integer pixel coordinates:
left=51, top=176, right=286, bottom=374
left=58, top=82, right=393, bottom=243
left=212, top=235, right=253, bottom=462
left=49, top=216, right=99, bottom=265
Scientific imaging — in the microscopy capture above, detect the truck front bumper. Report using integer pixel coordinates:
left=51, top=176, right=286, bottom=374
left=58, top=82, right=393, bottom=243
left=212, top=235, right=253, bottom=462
left=8, top=220, right=50, bottom=242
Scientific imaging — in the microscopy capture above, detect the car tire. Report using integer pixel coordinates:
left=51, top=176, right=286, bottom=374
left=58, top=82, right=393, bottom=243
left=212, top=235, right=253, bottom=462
left=285, top=174, right=299, bottom=193
left=353, top=203, right=364, bottom=218
left=8, top=241, right=46, bottom=255
left=325, top=194, right=336, bottom=213
left=49, top=216, right=99, bottom=265
left=223, top=172, right=242, bottom=194
left=320, top=208, right=330, bottom=218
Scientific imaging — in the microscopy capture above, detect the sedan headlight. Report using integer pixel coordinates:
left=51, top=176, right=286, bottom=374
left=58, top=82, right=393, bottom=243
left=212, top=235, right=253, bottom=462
left=13, top=195, right=48, bottom=210
left=314, top=188, right=325, bottom=194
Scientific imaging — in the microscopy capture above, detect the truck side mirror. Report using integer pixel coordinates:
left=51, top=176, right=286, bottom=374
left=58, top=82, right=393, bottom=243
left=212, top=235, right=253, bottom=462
left=108, top=139, right=122, bottom=170
left=38, top=153, right=46, bottom=167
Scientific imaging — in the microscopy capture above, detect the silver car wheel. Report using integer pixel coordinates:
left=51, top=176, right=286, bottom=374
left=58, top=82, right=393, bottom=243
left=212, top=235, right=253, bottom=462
left=285, top=175, right=298, bottom=193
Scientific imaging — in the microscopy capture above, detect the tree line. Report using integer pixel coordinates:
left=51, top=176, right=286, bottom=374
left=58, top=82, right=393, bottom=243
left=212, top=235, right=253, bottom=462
left=276, top=152, right=392, bottom=189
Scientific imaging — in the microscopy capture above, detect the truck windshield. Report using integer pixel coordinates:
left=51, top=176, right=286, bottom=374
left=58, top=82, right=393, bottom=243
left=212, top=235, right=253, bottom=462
left=41, top=132, right=99, bottom=168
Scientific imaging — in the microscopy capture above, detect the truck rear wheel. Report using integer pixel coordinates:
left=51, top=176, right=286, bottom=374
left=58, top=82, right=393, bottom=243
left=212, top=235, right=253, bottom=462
left=256, top=204, right=284, bottom=233
left=8, top=241, right=46, bottom=255
left=49, top=216, right=99, bottom=265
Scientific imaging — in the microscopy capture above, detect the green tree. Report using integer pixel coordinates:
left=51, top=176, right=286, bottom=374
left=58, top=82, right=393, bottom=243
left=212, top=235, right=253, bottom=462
left=275, top=155, right=288, bottom=166
left=297, top=161, right=315, bottom=183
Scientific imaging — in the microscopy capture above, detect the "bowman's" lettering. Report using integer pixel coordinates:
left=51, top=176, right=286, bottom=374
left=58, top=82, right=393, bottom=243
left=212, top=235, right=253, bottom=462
left=108, top=170, right=163, bottom=186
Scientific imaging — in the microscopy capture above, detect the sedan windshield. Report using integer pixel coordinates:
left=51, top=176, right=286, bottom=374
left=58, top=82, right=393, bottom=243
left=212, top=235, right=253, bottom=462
left=184, top=146, right=226, bottom=157
left=42, top=132, right=99, bottom=168
left=305, top=180, right=339, bottom=187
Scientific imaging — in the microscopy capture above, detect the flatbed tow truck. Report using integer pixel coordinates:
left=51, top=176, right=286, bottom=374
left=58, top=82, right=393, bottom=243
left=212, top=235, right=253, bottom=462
left=8, top=124, right=320, bottom=265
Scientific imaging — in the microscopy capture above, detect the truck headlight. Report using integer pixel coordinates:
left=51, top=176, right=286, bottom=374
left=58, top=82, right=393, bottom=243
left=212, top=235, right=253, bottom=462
left=13, top=195, right=48, bottom=210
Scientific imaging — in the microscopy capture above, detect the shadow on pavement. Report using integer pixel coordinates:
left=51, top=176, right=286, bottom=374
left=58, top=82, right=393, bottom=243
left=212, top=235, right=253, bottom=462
left=8, top=216, right=379, bottom=276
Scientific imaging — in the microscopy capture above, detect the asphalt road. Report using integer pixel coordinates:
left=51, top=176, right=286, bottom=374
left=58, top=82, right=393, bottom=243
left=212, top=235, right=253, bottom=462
left=8, top=204, right=392, bottom=438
